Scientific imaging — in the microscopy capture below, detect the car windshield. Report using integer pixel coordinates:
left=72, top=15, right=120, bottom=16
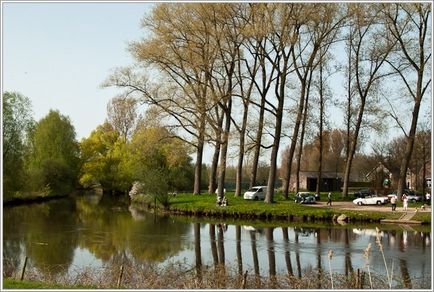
left=248, top=187, right=261, bottom=192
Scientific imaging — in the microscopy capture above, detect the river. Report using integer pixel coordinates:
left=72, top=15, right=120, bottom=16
left=2, top=192, right=431, bottom=288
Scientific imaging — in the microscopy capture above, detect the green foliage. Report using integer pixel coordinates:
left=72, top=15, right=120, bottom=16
left=129, top=125, right=194, bottom=202
left=2, top=92, right=34, bottom=198
left=26, top=110, right=80, bottom=194
left=79, top=122, right=133, bottom=194
left=79, top=120, right=193, bottom=199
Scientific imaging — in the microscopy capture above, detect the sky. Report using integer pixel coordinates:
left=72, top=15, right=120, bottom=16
left=2, top=1, right=153, bottom=140
left=2, top=1, right=432, bottom=165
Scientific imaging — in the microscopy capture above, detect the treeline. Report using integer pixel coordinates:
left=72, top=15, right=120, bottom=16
left=3, top=92, right=194, bottom=200
left=3, top=3, right=431, bottom=202
left=103, top=3, right=431, bottom=201
left=2, top=89, right=430, bottom=202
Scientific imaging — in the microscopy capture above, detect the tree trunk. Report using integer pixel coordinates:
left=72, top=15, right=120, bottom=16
left=265, top=57, right=287, bottom=203
left=235, top=104, right=248, bottom=197
left=208, top=140, right=221, bottom=194
left=397, top=100, right=421, bottom=196
left=193, top=115, right=206, bottom=195
left=249, top=94, right=266, bottom=188
left=295, top=80, right=311, bottom=193
left=342, top=98, right=366, bottom=197
left=217, top=97, right=232, bottom=199
left=283, top=80, right=306, bottom=198
left=208, top=112, right=223, bottom=194
left=235, top=52, right=254, bottom=197
left=316, top=60, right=325, bottom=194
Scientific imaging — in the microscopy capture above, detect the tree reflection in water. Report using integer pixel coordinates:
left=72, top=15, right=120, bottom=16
left=315, top=228, right=322, bottom=289
left=194, top=223, right=202, bottom=280
left=3, top=196, right=431, bottom=289
left=281, top=227, right=293, bottom=277
left=264, top=227, right=276, bottom=288
left=235, top=225, right=242, bottom=276
left=248, top=227, right=261, bottom=286
left=209, top=224, right=218, bottom=267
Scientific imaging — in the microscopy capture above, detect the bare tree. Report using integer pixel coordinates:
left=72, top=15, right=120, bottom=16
left=243, top=4, right=277, bottom=189
left=282, top=3, right=345, bottom=199
left=341, top=4, right=395, bottom=197
left=106, top=96, right=138, bottom=141
left=104, top=4, right=222, bottom=195
left=382, top=3, right=431, bottom=196
left=264, top=3, right=300, bottom=203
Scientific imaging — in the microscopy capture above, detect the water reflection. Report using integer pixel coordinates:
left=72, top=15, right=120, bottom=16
left=2, top=193, right=431, bottom=288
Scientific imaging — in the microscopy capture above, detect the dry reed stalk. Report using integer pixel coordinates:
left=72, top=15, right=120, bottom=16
left=327, top=250, right=334, bottom=289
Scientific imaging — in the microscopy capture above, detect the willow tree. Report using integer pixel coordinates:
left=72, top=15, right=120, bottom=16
left=382, top=3, right=431, bottom=197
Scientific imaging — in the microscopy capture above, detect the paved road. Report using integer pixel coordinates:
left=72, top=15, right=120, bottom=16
left=312, top=201, right=431, bottom=213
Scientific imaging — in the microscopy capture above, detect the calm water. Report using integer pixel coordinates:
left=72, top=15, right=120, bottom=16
left=2, top=193, right=431, bottom=287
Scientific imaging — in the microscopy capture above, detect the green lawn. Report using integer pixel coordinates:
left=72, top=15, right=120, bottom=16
left=139, top=191, right=430, bottom=224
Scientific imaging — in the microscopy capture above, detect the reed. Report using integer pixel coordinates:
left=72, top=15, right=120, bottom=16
left=3, top=256, right=428, bottom=289
left=375, top=227, right=392, bottom=288
left=327, top=250, right=334, bottom=289
left=363, top=242, right=373, bottom=289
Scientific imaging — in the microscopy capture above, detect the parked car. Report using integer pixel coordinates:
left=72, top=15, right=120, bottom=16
left=388, top=190, right=423, bottom=203
left=353, top=188, right=375, bottom=199
left=294, top=192, right=316, bottom=204
left=408, top=194, right=423, bottom=202
left=243, top=186, right=267, bottom=200
left=353, top=195, right=389, bottom=206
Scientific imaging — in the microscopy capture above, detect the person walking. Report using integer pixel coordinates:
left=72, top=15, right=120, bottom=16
left=402, top=194, right=408, bottom=211
left=390, top=196, right=397, bottom=211
left=327, top=192, right=332, bottom=206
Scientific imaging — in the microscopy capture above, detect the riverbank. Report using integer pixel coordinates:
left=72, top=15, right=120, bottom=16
left=3, top=193, right=69, bottom=207
left=140, top=192, right=431, bottom=224
left=4, top=261, right=428, bottom=289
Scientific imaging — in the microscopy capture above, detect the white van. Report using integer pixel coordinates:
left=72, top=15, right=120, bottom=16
left=243, top=186, right=267, bottom=200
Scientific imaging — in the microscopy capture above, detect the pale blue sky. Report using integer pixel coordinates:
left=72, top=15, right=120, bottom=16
left=2, top=1, right=153, bottom=139
left=2, top=1, right=431, bottom=161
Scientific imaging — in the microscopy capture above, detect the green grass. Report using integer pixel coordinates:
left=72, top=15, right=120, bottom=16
left=133, top=191, right=430, bottom=224
left=3, top=278, right=96, bottom=289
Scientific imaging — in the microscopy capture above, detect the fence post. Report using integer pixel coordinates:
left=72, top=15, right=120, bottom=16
left=241, top=270, right=248, bottom=289
left=117, top=265, right=124, bottom=288
left=20, top=257, right=28, bottom=281
left=355, top=269, right=359, bottom=289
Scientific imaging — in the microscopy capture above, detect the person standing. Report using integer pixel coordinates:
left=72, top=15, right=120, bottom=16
left=390, top=196, right=397, bottom=211
left=402, top=194, right=408, bottom=211
left=327, top=192, right=332, bottom=206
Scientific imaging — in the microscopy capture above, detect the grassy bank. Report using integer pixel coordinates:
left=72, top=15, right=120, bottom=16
left=136, top=192, right=431, bottom=224
left=3, top=278, right=96, bottom=289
